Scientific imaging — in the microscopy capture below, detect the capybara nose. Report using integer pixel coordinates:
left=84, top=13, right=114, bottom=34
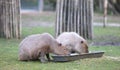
left=71, top=50, right=75, bottom=53
left=85, top=49, right=89, bottom=53
left=85, top=45, right=89, bottom=53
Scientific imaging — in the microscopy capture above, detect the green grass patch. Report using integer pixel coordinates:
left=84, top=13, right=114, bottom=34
left=22, top=26, right=55, bottom=38
left=0, top=26, right=120, bottom=70
left=93, top=26, right=120, bottom=42
left=0, top=39, right=120, bottom=70
left=94, top=27, right=120, bottom=37
left=21, top=12, right=56, bottom=22
left=22, top=12, right=120, bottom=24
left=89, top=46, right=120, bottom=57
left=94, top=13, right=120, bottom=23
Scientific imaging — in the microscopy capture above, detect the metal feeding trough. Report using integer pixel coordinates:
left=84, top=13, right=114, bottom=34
left=52, top=51, right=104, bottom=62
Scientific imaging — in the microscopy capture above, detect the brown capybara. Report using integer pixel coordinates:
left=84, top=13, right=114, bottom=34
left=56, top=32, right=89, bottom=54
left=18, top=33, right=70, bottom=63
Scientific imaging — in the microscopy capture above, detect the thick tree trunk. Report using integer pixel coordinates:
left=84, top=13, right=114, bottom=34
left=0, top=0, right=21, bottom=39
left=55, top=0, right=93, bottom=39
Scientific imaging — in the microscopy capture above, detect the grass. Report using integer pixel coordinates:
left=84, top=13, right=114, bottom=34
left=21, top=12, right=56, bottom=23
left=0, top=12, right=120, bottom=70
left=94, top=26, right=120, bottom=36
left=21, top=12, right=120, bottom=24
left=94, top=13, right=120, bottom=23
left=93, top=26, right=120, bottom=42
left=22, top=27, right=54, bottom=38
left=0, top=26, right=120, bottom=70
left=90, top=46, right=120, bottom=57
left=0, top=39, right=120, bottom=70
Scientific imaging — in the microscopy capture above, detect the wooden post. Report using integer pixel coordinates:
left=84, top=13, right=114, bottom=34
left=38, top=0, right=44, bottom=12
left=103, top=0, right=108, bottom=28
left=0, top=0, right=21, bottom=39
left=55, top=0, right=93, bottom=39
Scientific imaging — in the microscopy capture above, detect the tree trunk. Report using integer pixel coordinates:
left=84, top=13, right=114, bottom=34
left=103, top=0, right=108, bottom=28
left=0, top=0, right=21, bottom=39
left=38, top=0, right=44, bottom=12
left=99, top=0, right=104, bottom=12
left=55, top=0, right=93, bottom=39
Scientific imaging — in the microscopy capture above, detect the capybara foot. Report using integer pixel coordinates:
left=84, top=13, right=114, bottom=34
left=39, top=57, right=47, bottom=63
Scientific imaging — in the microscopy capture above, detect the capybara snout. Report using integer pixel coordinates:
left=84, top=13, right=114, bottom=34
left=55, top=45, right=70, bottom=55
left=80, top=40, right=89, bottom=53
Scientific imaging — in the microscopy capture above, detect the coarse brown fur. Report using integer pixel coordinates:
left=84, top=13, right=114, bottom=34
left=56, top=32, right=89, bottom=54
left=18, top=33, right=70, bottom=62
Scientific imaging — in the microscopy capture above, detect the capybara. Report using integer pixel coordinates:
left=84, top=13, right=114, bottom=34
left=56, top=32, right=89, bottom=54
left=18, top=33, right=70, bottom=63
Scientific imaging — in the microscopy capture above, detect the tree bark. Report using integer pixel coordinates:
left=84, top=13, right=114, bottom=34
left=103, top=0, right=108, bottom=28
left=55, top=0, right=93, bottom=39
left=38, top=0, right=44, bottom=12
left=0, top=0, right=21, bottom=39
left=99, top=0, right=104, bottom=12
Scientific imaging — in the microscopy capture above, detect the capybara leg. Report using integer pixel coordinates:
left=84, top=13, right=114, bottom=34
left=46, top=53, right=51, bottom=61
left=39, top=52, right=47, bottom=63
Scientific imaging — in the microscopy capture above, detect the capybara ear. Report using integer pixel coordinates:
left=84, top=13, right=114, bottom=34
left=58, top=43, right=62, bottom=46
left=81, top=41, right=84, bottom=43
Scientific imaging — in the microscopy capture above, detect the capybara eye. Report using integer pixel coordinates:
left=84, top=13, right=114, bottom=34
left=81, top=41, right=84, bottom=43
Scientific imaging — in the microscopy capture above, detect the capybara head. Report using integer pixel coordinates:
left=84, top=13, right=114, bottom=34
left=81, top=40, right=89, bottom=53
left=76, top=40, right=89, bottom=54
left=53, top=43, right=70, bottom=55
